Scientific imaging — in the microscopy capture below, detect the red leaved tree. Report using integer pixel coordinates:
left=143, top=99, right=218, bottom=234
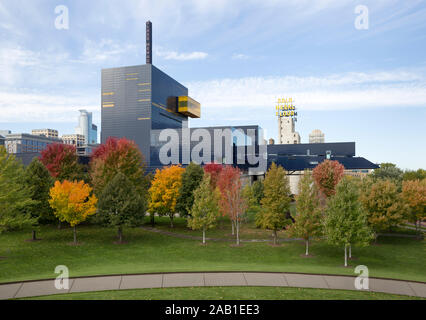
left=216, top=166, right=247, bottom=246
left=40, top=143, right=81, bottom=181
left=204, top=163, right=223, bottom=189
left=312, top=160, right=345, bottom=199
left=90, top=137, right=147, bottom=196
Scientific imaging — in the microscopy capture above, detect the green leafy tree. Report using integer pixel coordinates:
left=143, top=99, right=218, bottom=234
left=403, top=169, right=426, bottom=181
left=242, top=183, right=262, bottom=223
left=323, top=177, right=373, bottom=267
left=187, top=174, right=220, bottom=244
left=288, top=170, right=323, bottom=256
left=360, top=178, right=407, bottom=240
left=372, top=163, right=403, bottom=184
left=0, top=147, right=36, bottom=233
left=98, top=172, right=146, bottom=243
left=176, top=162, right=204, bottom=217
left=251, top=180, right=264, bottom=205
left=24, top=158, right=55, bottom=240
left=256, top=163, right=292, bottom=245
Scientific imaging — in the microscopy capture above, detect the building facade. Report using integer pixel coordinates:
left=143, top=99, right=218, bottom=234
left=62, top=134, right=85, bottom=147
left=75, top=110, right=98, bottom=145
left=31, top=129, right=59, bottom=139
left=4, top=133, right=62, bottom=154
left=278, top=117, right=300, bottom=144
left=309, top=129, right=325, bottom=144
left=101, top=63, right=200, bottom=168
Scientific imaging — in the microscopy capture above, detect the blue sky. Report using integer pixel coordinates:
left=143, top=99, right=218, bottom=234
left=0, top=0, right=425, bottom=170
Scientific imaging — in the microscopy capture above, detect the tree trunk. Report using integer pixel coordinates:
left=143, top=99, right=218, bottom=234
left=344, top=245, right=348, bottom=267
left=58, top=221, right=62, bottom=229
left=236, top=220, right=240, bottom=246
left=170, top=214, right=174, bottom=228
left=349, top=244, right=352, bottom=259
left=305, top=238, right=309, bottom=256
left=118, top=226, right=123, bottom=243
left=273, top=230, right=277, bottom=245
left=73, top=226, right=77, bottom=244
left=202, top=227, right=206, bottom=245
left=150, top=213, right=155, bottom=227
left=32, top=230, right=37, bottom=241
left=231, top=220, right=235, bottom=235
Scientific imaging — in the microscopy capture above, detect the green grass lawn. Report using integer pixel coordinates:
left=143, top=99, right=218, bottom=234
left=0, top=223, right=425, bottom=284
left=21, top=286, right=422, bottom=300
left=151, top=216, right=290, bottom=240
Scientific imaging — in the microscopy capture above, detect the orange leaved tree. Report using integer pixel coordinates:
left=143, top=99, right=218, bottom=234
left=148, top=165, right=185, bottom=228
left=402, top=179, right=426, bottom=235
left=217, top=166, right=247, bottom=246
left=312, top=160, right=345, bottom=199
left=49, top=180, right=98, bottom=244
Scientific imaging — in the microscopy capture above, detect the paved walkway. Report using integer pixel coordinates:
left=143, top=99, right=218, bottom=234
left=1, top=272, right=425, bottom=299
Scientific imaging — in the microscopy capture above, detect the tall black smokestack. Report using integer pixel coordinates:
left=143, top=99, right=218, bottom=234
left=146, top=21, right=152, bottom=64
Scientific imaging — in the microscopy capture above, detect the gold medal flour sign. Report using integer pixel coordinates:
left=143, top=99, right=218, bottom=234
left=276, top=98, right=298, bottom=121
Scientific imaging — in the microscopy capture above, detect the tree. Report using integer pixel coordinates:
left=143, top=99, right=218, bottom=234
left=312, top=160, right=345, bottom=198
left=0, top=147, right=36, bottom=233
left=402, top=179, right=426, bottom=235
left=372, top=163, right=403, bottom=183
left=40, top=143, right=83, bottom=181
left=323, top=177, right=373, bottom=267
left=98, top=172, right=146, bottom=243
left=256, top=163, right=292, bottom=245
left=24, top=158, right=55, bottom=240
left=176, top=162, right=204, bottom=217
left=203, top=163, right=223, bottom=189
left=217, top=166, right=247, bottom=245
left=187, top=174, right=220, bottom=244
left=288, top=170, right=323, bottom=256
left=403, top=169, right=426, bottom=181
left=49, top=180, right=98, bottom=244
left=148, top=165, right=185, bottom=228
left=251, top=180, right=264, bottom=205
left=242, top=183, right=262, bottom=223
left=90, top=137, right=148, bottom=196
left=360, top=178, right=407, bottom=240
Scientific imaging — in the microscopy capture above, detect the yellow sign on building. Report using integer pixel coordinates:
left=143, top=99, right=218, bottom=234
left=276, top=97, right=297, bottom=119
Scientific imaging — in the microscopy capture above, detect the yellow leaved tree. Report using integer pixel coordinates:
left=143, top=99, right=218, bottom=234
left=49, top=180, right=98, bottom=244
left=148, top=165, right=185, bottom=228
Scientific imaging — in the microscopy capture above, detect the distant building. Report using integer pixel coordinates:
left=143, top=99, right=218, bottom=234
left=32, top=129, right=59, bottom=139
left=309, top=129, right=325, bottom=144
left=0, top=135, right=5, bottom=147
left=0, top=130, right=11, bottom=137
left=278, top=117, right=300, bottom=144
left=62, top=134, right=85, bottom=147
left=75, top=110, right=98, bottom=145
left=267, top=142, right=378, bottom=194
left=5, top=133, right=61, bottom=154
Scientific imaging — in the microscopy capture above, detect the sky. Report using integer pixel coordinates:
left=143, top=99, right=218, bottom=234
left=0, top=0, right=425, bottom=170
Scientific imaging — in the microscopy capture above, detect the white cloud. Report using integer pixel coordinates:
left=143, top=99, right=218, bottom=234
left=232, top=53, right=249, bottom=60
left=0, top=90, right=99, bottom=123
left=155, top=47, right=208, bottom=61
left=186, top=69, right=426, bottom=112
left=78, top=39, right=137, bottom=64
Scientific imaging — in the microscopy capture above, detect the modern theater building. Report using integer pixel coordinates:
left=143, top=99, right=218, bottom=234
left=101, top=21, right=378, bottom=193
